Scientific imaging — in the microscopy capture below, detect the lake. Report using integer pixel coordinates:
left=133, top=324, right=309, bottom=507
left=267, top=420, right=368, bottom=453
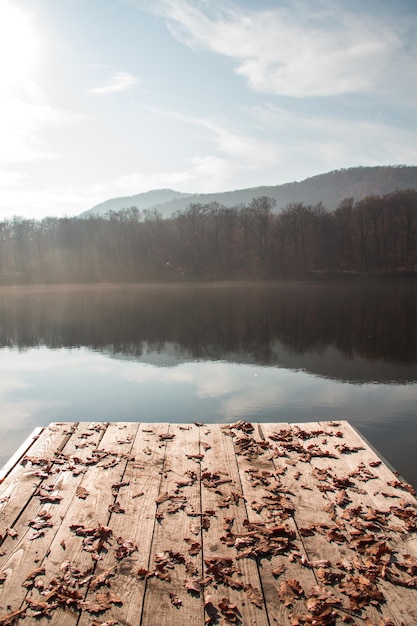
left=1, top=281, right=416, bottom=487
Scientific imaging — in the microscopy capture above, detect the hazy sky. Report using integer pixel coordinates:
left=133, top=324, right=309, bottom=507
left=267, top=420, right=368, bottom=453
left=1, top=0, right=416, bottom=219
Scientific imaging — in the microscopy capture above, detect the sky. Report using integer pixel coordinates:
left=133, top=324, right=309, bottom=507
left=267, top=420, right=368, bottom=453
left=0, top=0, right=416, bottom=220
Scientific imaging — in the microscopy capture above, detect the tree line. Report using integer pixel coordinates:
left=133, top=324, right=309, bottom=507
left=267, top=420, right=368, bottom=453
left=0, top=188, right=416, bottom=284
left=1, top=283, right=416, bottom=370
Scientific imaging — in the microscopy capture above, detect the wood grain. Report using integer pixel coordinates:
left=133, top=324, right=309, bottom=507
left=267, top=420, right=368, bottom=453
left=0, top=420, right=416, bottom=625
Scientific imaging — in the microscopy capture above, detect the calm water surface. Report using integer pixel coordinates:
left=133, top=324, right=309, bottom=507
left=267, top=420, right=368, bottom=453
left=1, top=281, right=416, bottom=487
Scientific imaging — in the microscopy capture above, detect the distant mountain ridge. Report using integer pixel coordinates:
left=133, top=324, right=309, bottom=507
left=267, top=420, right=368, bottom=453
left=81, top=165, right=417, bottom=218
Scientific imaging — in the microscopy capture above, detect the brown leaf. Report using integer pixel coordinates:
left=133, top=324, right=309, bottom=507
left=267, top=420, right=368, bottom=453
left=115, top=538, right=137, bottom=560
left=155, top=492, right=171, bottom=505
left=26, top=598, right=56, bottom=617
left=219, top=597, right=241, bottom=623
left=187, top=542, right=201, bottom=556
left=244, top=584, right=263, bottom=607
left=37, top=491, right=62, bottom=504
left=272, top=564, right=285, bottom=577
left=369, top=460, right=382, bottom=467
left=159, top=433, right=175, bottom=440
left=28, top=529, right=45, bottom=541
left=90, top=567, right=116, bottom=589
left=185, top=560, right=199, bottom=576
left=0, top=608, right=26, bottom=625
left=184, top=578, right=201, bottom=594
left=108, top=501, right=125, bottom=514
left=76, top=486, right=89, bottom=499
left=278, top=578, right=303, bottom=607
left=22, top=567, right=46, bottom=588
left=169, top=592, right=183, bottom=607
left=137, top=568, right=153, bottom=579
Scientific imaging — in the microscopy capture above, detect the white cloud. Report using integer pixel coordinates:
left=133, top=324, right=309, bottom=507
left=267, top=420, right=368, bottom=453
left=112, top=105, right=283, bottom=193
left=250, top=104, right=417, bottom=173
left=113, top=154, right=231, bottom=194
left=153, top=0, right=417, bottom=98
left=90, top=71, right=138, bottom=94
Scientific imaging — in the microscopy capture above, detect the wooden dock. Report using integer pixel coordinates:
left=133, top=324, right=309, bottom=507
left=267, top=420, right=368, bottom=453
left=0, top=421, right=416, bottom=625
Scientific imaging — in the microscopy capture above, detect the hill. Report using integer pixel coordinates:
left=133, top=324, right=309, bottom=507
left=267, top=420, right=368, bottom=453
left=81, top=165, right=417, bottom=218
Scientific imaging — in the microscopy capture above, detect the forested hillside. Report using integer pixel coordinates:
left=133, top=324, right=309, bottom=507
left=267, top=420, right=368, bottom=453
left=1, top=189, right=416, bottom=284
left=82, top=165, right=417, bottom=218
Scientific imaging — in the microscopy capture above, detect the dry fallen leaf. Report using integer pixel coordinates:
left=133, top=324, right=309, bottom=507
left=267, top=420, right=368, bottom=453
left=0, top=608, right=26, bottom=625
left=169, top=592, right=183, bottom=607
left=184, top=578, right=201, bottom=594
left=278, top=578, right=303, bottom=607
left=218, top=597, right=241, bottom=623
left=76, top=486, right=89, bottom=499
left=244, top=583, right=263, bottom=607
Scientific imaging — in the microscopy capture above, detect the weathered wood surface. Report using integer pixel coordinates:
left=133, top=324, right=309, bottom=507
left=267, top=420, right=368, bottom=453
left=0, top=420, right=416, bottom=625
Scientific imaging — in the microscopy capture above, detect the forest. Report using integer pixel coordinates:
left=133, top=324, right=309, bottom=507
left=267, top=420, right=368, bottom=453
left=0, top=188, right=416, bottom=284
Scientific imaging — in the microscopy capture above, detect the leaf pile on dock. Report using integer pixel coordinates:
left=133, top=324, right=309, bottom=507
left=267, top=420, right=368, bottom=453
left=0, top=420, right=416, bottom=625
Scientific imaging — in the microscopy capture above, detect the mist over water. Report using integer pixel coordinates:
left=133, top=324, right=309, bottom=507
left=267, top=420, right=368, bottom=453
left=0, top=281, right=416, bottom=486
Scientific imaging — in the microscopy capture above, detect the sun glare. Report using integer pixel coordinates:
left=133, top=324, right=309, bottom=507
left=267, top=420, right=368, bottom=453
left=0, top=1, right=38, bottom=91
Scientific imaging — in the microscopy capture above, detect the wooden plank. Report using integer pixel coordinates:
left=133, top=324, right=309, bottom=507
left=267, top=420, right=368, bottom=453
left=232, top=422, right=319, bottom=625
left=0, top=423, right=78, bottom=543
left=200, top=422, right=270, bottom=626
left=36, top=422, right=139, bottom=626
left=77, top=422, right=170, bottom=626
left=0, top=422, right=107, bottom=618
left=290, top=420, right=415, bottom=625
left=314, top=420, right=417, bottom=625
left=140, top=423, right=205, bottom=626
left=0, top=427, right=44, bottom=483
